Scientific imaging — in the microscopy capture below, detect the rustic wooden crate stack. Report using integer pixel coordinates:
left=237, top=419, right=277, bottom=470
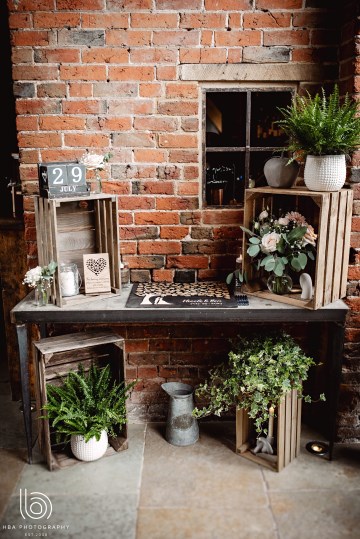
left=35, top=194, right=121, bottom=307
left=242, top=187, right=353, bottom=309
left=33, top=330, right=128, bottom=471
left=236, top=388, right=302, bottom=472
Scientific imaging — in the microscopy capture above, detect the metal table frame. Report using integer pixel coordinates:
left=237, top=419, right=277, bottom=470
left=10, top=286, right=348, bottom=464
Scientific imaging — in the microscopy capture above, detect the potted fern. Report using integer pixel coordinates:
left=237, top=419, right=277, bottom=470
left=42, top=363, right=136, bottom=462
left=277, top=84, right=360, bottom=191
left=193, top=332, right=324, bottom=437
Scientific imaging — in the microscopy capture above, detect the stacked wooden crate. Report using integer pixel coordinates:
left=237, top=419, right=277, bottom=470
left=242, top=187, right=353, bottom=309
left=35, top=194, right=121, bottom=307
left=33, top=330, right=128, bottom=471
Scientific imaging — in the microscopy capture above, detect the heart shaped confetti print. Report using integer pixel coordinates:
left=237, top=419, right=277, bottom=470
left=86, top=257, right=107, bottom=276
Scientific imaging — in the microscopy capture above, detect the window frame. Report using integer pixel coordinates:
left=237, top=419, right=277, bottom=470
left=202, top=86, right=296, bottom=208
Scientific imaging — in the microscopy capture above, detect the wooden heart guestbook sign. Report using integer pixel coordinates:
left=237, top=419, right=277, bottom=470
left=83, top=253, right=111, bottom=294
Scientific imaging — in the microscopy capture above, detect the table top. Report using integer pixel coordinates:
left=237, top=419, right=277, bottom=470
left=11, top=284, right=349, bottom=325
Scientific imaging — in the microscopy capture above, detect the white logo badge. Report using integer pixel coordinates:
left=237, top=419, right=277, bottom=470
left=19, top=489, right=52, bottom=520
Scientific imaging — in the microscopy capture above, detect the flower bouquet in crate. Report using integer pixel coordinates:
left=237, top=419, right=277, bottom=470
left=241, top=209, right=317, bottom=296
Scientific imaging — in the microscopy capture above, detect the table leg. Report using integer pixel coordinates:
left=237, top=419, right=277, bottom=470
left=16, top=323, right=32, bottom=464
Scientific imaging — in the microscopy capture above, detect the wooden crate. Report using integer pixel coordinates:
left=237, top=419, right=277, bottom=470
left=33, top=330, right=128, bottom=471
left=35, top=194, right=121, bottom=307
left=236, top=388, right=302, bottom=472
left=242, top=187, right=353, bottom=309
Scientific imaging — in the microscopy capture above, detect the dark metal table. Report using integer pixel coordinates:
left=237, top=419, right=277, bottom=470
left=10, top=285, right=348, bottom=464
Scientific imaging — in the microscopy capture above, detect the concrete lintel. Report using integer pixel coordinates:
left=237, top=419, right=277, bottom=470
left=180, top=63, right=337, bottom=82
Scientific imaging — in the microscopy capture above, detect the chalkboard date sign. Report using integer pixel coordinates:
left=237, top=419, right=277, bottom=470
left=38, top=162, right=89, bottom=198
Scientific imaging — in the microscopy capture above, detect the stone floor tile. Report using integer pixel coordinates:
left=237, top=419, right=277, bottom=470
left=269, top=489, right=360, bottom=539
left=136, top=507, right=278, bottom=539
left=0, top=449, right=26, bottom=519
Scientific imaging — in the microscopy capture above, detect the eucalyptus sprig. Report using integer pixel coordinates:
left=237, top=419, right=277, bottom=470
left=193, top=332, right=325, bottom=435
left=41, top=363, right=136, bottom=443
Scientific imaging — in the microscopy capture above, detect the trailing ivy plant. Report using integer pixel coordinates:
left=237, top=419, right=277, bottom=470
left=193, top=332, right=325, bottom=435
left=277, top=84, right=360, bottom=161
left=42, top=363, right=136, bottom=443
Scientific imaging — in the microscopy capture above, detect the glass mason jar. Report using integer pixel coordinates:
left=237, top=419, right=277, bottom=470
left=59, top=263, right=81, bottom=297
left=34, top=279, right=51, bottom=306
left=267, top=272, right=293, bottom=295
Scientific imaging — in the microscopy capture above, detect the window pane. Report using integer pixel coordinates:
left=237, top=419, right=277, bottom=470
left=250, top=92, right=292, bottom=148
left=205, top=152, right=245, bottom=206
left=206, top=92, right=246, bottom=148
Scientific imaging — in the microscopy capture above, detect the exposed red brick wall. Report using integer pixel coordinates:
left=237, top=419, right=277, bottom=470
left=6, top=0, right=360, bottom=440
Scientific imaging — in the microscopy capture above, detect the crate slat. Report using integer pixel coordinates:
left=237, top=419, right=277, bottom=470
left=242, top=187, right=353, bottom=310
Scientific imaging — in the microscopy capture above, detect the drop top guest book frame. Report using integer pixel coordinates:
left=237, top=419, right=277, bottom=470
left=34, top=194, right=121, bottom=307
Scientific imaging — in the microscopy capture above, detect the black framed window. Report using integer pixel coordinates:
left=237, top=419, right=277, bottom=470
left=203, top=88, right=294, bottom=207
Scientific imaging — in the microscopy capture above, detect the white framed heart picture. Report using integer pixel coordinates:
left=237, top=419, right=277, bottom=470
left=83, top=253, right=111, bottom=294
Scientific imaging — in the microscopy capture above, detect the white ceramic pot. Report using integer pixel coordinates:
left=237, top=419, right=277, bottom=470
left=304, top=154, right=346, bottom=191
left=70, top=430, right=108, bottom=462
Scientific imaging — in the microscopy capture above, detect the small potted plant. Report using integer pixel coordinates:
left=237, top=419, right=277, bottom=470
left=42, top=363, right=136, bottom=462
left=193, top=332, right=324, bottom=439
left=277, top=84, right=360, bottom=191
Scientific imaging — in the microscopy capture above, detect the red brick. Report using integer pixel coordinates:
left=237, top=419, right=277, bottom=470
left=159, top=134, right=198, bottom=148
left=169, top=150, right=198, bottom=163
left=137, top=367, right=159, bottom=378
left=108, top=99, right=155, bottom=115
left=156, top=66, right=177, bottom=80
left=345, top=328, right=360, bottom=343
left=60, top=65, right=106, bottom=81
left=160, top=226, right=189, bottom=239
left=118, top=196, right=156, bottom=211
left=119, top=241, right=137, bottom=255
left=203, top=209, right=244, bottom=225
left=17, top=117, right=38, bottom=131
left=134, top=149, right=168, bottom=162
left=107, top=29, right=151, bottom=46
left=165, top=83, right=198, bottom=99
left=153, top=269, right=175, bottom=282
left=184, top=166, right=199, bottom=179
left=130, top=48, right=177, bottom=64
left=345, top=297, right=360, bottom=312
left=180, top=13, right=226, bottom=29
left=156, top=197, right=198, bottom=211
left=200, top=48, right=227, bottom=63
left=157, top=0, right=202, bottom=10
left=352, top=216, right=360, bottom=232
left=102, top=181, right=131, bottom=196
left=135, top=212, right=180, bottom=225
left=264, top=30, right=310, bottom=46
left=81, top=13, right=129, bottom=29
left=348, top=266, right=360, bottom=280
left=63, top=100, right=105, bottom=115
left=153, top=30, right=200, bottom=46
left=351, top=232, right=360, bottom=248
left=69, top=83, right=92, bottom=97
left=166, top=255, right=209, bottom=269
left=113, top=132, right=156, bottom=148
left=256, top=0, right=302, bottom=7
left=109, top=66, right=155, bottom=81
left=215, top=30, right=261, bottom=47
left=138, top=241, right=181, bottom=255
left=131, top=13, right=178, bottom=28
left=39, top=116, right=85, bottom=131
left=13, top=66, right=58, bottom=81
left=82, top=48, right=129, bottom=63
left=63, top=133, right=109, bottom=147
left=9, top=13, right=32, bottom=29
left=205, top=0, right=251, bottom=8
left=97, top=117, right=132, bottom=131
left=158, top=101, right=198, bottom=116
left=135, top=181, right=175, bottom=195
left=18, top=133, right=62, bottom=148
left=38, top=83, right=67, bottom=98
left=134, top=117, right=179, bottom=132
left=12, top=30, right=50, bottom=46
left=244, top=13, right=291, bottom=28
left=182, top=119, right=199, bottom=132
left=34, top=12, right=80, bottom=27
left=178, top=182, right=199, bottom=196
left=139, top=83, right=162, bottom=97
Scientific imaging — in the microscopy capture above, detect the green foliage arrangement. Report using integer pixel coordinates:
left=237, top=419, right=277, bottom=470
left=241, top=208, right=317, bottom=278
left=193, top=332, right=325, bottom=434
left=277, top=85, right=360, bottom=161
left=42, top=363, right=136, bottom=443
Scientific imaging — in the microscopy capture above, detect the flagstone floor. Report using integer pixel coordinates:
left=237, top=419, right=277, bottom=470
left=1, top=364, right=360, bottom=539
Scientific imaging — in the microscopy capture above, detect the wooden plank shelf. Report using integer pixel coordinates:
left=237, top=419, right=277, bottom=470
left=33, top=330, right=128, bottom=471
left=242, top=187, right=353, bottom=310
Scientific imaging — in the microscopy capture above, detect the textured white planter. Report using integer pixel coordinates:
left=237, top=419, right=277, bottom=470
left=304, top=154, right=346, bottom=192
left=71, top=430, right=108, bottom=462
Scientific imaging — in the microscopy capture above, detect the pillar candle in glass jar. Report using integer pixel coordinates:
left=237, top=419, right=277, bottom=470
left=60, top=263, right=81, bottom=297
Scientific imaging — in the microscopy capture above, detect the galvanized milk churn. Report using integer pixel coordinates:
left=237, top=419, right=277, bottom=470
left=161, top=382, right=199, bottom=446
